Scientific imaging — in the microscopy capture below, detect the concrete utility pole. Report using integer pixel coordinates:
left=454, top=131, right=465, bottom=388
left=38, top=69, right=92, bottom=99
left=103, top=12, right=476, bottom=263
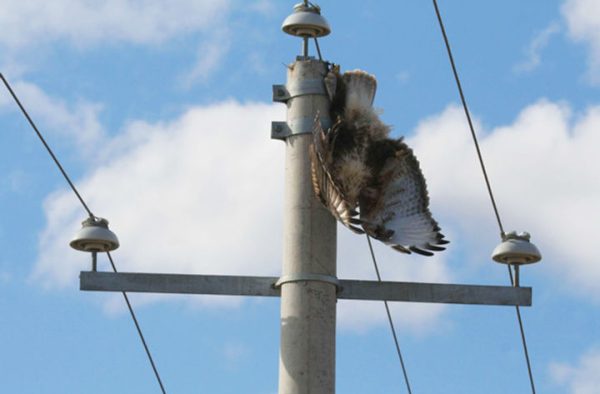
left=75, top=3, right=538, bottom=394
left=276, top=60, right=336, bottom=393
left=273, top=6, right=336, bottom=392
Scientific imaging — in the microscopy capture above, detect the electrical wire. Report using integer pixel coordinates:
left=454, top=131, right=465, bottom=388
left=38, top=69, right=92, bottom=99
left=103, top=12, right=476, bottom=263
left=366, top=235, right=413, bottom=394
left=0, top=73, right=95, bottom=219
left=108, top=252, right=167, bottom=394
left=430, top=1, right=505, bottom=237
left=508, top=265, right=536, bottom=393
left=431, top=1, right=536, bottom=392
left=1, top=73, right=167, bottom=394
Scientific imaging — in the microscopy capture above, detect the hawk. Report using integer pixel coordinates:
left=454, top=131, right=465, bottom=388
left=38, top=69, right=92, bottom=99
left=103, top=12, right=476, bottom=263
left=309, top=66, right=448, bottom=256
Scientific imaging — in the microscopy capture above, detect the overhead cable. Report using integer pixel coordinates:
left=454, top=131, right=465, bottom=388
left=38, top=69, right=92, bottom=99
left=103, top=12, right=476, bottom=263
left=508, top=265, right=536, bottom=393
left=1, top=73, right=167, bottom=394
left=366, top=235, right=413, bottom=394
left=430, top=2, right=536, bottom=392
left=430, top=1, right=505, bottom=237
left=0, top=73, right=95, bottom=219
left=108, top=252, right=167, bottom=394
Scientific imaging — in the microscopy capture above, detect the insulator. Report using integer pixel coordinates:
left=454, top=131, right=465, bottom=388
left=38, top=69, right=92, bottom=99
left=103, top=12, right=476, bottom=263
left=282, top=3, right=331, bottom=38
left=70, top=217, right=119, bottom=253
left=492, top=231, right=541, bottom=265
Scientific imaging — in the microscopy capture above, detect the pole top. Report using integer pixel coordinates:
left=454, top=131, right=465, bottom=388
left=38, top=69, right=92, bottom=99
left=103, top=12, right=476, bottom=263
left=282, top=3, right=331, bottom=38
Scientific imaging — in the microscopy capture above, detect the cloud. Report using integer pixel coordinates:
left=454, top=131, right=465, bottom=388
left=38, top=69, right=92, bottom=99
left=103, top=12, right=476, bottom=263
left=33, top=96, right=600, bottom=330
left=514, top=23, right=561, bottom=73
left=0, top=2, right=240, bottom=89
left=0, top=0, right=231, bottom=49
left=180, top=29, right=232, bottom=87
left=32, top=99, right=455, bottom=332
left=33, top=101, right=286, bottom=289
left=562, top=0, right=600, bottom=84
left=0, top=80, right=106, bottom=155
left=550, top=347, right=600, bottom=393
left=409, top=100, right=600, bottom=299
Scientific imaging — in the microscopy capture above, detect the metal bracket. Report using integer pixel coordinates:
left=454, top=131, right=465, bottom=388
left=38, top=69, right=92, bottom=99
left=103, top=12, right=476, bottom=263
left=272, top=85, right=290, bottom=102
left=271, top=121, right=292, bottom=139
left=271, top=116, right=331, bottom=140
left=274, top=273, right=341, bottom=289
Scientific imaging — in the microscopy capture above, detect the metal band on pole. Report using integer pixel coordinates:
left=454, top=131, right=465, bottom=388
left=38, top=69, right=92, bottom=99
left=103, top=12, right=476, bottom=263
left=274, top=273, right=341, bottom=289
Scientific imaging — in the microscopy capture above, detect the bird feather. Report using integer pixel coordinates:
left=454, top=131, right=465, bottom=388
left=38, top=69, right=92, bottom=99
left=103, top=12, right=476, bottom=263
left=310, top=67, right=447, bottom=255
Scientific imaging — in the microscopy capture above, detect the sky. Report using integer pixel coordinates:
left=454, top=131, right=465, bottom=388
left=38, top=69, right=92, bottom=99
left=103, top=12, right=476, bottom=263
left=1, top=0, right=599, bottom=393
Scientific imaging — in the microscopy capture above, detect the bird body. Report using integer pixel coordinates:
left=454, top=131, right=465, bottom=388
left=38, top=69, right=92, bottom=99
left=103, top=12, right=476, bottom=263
left=310, top=66, right=447, bottom=256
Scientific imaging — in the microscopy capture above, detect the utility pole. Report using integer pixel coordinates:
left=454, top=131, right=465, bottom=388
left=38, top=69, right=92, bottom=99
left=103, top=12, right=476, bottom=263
left=273, top=5, right=336, bottom=392
left=74, top=3, right=539, bottom=394
left=275, top=56, right=336, bottom=394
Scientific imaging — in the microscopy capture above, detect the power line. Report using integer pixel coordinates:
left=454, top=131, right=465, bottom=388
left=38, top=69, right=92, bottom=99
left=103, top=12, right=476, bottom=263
left=431, top=1, right=536, bottom=392
left=1, top=73, right=167, bottom=394
left=366, top=235, right=413, bottom=394
left=430, top=1, right=505, bottom=237
left=508, top=265, right=536, bottom=393
left=0, top=73, right=95, bottom=219
left=108, top=252, right=167, bottom=394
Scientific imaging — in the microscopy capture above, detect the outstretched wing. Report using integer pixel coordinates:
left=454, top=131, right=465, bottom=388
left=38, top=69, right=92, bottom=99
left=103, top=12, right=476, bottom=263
left=359, top=139, right=448, bottom=255
left=310, top=116, right=364, bottom=234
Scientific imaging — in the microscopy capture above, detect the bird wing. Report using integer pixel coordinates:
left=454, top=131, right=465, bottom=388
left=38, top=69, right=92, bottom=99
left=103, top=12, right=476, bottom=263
left=359, top=140, right=448, bottom=255
left=310, top=115, right=364, bottom=234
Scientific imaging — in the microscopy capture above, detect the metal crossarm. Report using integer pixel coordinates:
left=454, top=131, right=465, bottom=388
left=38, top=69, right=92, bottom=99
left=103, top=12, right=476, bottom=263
left=80, top=271, right=531, bottom=307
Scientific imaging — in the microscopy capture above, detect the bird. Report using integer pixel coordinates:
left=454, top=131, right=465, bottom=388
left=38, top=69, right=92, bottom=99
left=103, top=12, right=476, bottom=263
left=309, top=65, right=448, bottom=256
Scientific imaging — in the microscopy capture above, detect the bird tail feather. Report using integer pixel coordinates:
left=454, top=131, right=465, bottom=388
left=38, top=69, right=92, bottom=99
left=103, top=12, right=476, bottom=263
left=343, top=70, right=377, bottom=110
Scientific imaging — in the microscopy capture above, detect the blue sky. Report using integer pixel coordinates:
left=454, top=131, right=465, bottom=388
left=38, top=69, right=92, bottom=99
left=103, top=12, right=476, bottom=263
left=1, top=0, right=599, bottom=393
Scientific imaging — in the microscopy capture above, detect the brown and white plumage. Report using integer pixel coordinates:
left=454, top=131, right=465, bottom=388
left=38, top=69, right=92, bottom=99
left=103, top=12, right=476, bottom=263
left=310, top=67, right=448, bottom=256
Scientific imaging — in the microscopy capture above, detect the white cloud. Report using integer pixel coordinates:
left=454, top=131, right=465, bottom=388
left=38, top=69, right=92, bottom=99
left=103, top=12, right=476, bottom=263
left=0, top=0, right=231, bottom=49
left=0, top=2, right=239, bottom=88
left=562, top=0, right=600, bottom=83
left=180, top=29, right=232, bottom=87
left=32, top=99, right=454, bottom=332
left=409, top=101, right=600, bottom=299
left=33, top=95, right=600, bottom=329
left=550, top=348, right=600, bottom=393
left=514, top=23, right=561, bottom=73
left=33, top=101, right=286, bottom=289
left=0, top=80, right=106, bottom=155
